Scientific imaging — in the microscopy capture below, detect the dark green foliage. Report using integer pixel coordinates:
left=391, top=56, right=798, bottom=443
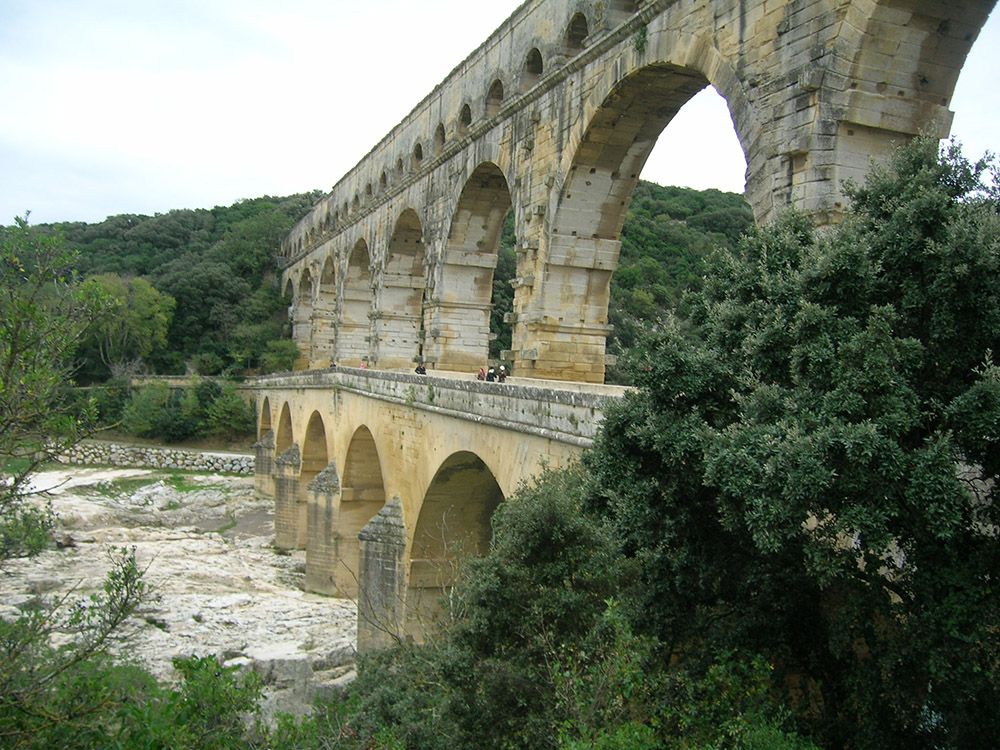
left=587, top=138, right=1000, bottom=748
left=0, top=548, right=149, bottom=749
left=116, top=655, right=264, bottom=750
left=119, top=381, right=255, bottom=443
left=262, top=339, right=301, bottom=373
left=204, top=386, right=256, bottom=439
left=608, top=182, right=753, bottom=381
left=16, top=193, right=319, bottom=376
left=0, top=217, right=104, bottom=558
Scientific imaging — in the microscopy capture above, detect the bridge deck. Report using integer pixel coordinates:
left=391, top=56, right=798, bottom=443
left=252, top=366, right=629, bottom=447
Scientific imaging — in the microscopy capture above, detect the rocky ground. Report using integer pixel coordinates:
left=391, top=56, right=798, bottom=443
left=0, top=466, right=357, bottom=720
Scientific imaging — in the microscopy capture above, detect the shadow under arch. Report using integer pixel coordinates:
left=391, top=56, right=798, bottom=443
left=406, top=450, right=504, bottom=640
left=339, top=239, right=372, bottom=366
left=331, top=424, right=388, bottom=598
left=258, top=396, right=272, bottom=440
left=377, top=208, right=427, bottom=369
left=424, top=162, right=512, bottom=372
left=274, top=402, right=294, bottom=456
left=294, top=411, right=329, bottom=550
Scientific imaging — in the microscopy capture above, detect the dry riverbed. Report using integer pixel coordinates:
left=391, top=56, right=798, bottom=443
left=0, top=466, right=357, bottom=719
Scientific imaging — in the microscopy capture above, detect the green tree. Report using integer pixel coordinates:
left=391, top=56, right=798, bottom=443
left=0, top=218, right=148, bottom=747
left=586, top=138, right=1000, bottom=748
left=78, top=272, right=175, bottom=379
left=0, top=217, right=103, bottom=556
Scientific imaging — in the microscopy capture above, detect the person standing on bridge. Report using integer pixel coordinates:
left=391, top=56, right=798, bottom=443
left=486, top=367, right=496, bottom=382
left=498, top=365, right=507, bottom=382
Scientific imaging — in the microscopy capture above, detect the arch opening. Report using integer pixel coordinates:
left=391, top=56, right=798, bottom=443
left=258, top=397, right=272, bottom=440
left=311, top=255, right=338, bottom=368
left=406, top=451, right=503, bottom=639
left=459, top=103, right=472, bottom=133
left=521, top=63, right=750, bottom=384
left=377, top=209, right=427, bottom=369
left=296, top=411, right=329, bottom=549
left=434, top=123, right=446, bottom=155
left=274, top=402, right=293, bottom=456
left=292, top=267, right=315, bottom=370
left=521, top=48, right=543, bottom=91
left=566, top=12, right=589, bottom=51
left=486, top=79, right=504, bottom=118
left=336, top=426, right=387, bottom=597
left=339, top=240, right=372, bottom=366
left=424, top=162, right=512, bottom=371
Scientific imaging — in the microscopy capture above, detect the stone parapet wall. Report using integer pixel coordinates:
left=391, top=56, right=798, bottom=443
left=58, top=441, right=254, bottom=475
left=254, top=367, right=629, bottom=446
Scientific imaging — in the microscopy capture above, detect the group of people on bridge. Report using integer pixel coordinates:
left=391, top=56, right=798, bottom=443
left=411, top=362, right=509, bottom=382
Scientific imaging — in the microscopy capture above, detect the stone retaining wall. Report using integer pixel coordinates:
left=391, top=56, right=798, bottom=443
left=58, top=441, right=254, bottom=474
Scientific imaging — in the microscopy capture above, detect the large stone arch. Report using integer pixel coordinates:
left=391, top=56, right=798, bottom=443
left=285, top=411, right=329, bottom=550
left=523, top=60, right=734, bottom=383
left=339, top=239, right=373, bottom=366
left=292, top=267, right=315, bottom=370
left=424, top=162, right=513, bottom=372
left=274, top=402, right=294, bottom=456
left=376, top=208, right=427, bottom=369
left=406, top=450, right=504, bottom=640
left=311, top=253, right=338, bottom=368
left=333, top=425, right=388, bottom=598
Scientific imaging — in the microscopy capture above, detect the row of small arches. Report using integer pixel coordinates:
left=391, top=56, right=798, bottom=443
left=285, top=2, right=640, bottom=257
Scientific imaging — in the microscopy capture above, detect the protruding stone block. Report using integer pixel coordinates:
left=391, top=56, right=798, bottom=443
left=274, top=445, right=301, bottom=550
left=305, top=463, right=342, bottom=595
left=253, top=430, right=275, bottom=497
left=357, top=498, right=406, bottom=652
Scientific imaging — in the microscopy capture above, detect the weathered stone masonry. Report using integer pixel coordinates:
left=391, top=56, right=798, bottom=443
left=257, top=0, right=994, bottom=647
left=277, top=0, right=994, bottom=384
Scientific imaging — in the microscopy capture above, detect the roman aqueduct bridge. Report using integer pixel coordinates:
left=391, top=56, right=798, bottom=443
left=257, top=0, right=994, bottom=646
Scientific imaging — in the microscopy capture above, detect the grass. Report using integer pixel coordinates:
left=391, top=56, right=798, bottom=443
left=167, top=472, right=207, bottom=493
left=90, top=476, right=161, bottom=498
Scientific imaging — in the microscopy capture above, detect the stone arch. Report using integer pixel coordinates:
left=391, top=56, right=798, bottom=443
left=485, top=78, right=505, bottom=117
left=295, top=411, right=329, bottom=549
left=293, top=267, right=315, bottom=370
left=376, top=208, right=427, bottom=369
left=406, top=451, right=504, bottom=639
left=340, top=239, right=372, bottom=366
left=424, top=161, right=512, bottom=371
left=258, top=397, right=272, bottom=440
left=565, top=11, right=589, bottom=51
left=521, top=47, right=543, bottom=91
left=337, top=425, right=387, bottom=597
left=274, top=402, right=293, bottom=456
left=301, top=412, right=328, bottom=482
left=412, top=141, right=424, bottom=169
left=434, top=123, right=446, bottom=155
left=458, top=102, right=473, bottom=133
left=310, top=254, right=338, bottom=368
left=517, top=53, right=754, bottom=383
left=379, top=170, right=388, bottom=191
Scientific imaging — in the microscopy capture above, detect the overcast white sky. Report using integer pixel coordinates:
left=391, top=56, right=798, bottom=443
left=1, top=0, right=998, bottom=225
